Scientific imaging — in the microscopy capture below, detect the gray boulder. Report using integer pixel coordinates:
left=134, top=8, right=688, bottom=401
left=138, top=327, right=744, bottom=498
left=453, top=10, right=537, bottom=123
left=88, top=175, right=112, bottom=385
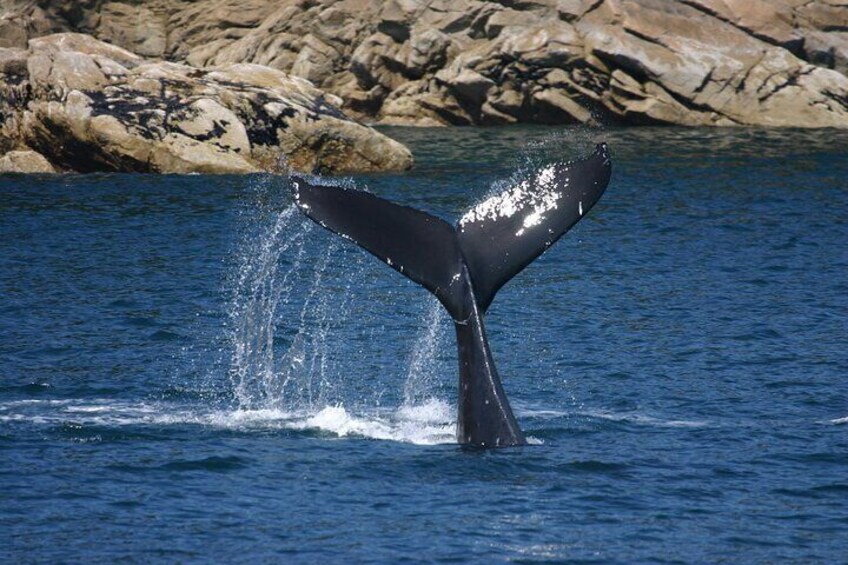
left=0, top=33, right=412, bottom=174
left=0, top=150, right=56, bottom=173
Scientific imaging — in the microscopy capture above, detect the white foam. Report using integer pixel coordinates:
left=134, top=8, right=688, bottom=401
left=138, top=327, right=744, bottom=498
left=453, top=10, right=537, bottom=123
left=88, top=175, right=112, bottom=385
left=397, top=397, right=452, bottom=423
left=579, top=409, right=708, bottom=428
left=830, top=416, right=848, bottom=425
left=515, top=407, right=569, bottom=419
left=0, top=398, right=456, bottom=446
left=290, top=400, right=455, bottom=445
left=513, top=403, right=708, bottom=428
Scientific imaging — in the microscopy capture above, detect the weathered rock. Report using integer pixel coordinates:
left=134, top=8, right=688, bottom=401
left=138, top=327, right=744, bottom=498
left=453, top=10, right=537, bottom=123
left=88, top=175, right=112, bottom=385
left=682, top=0, right=803, bottom=53
left=0, top=2, right=68, bottom=49
left=0, top=150, right=56, bottom=173
left=0, top=33, right=412, bottom=174
left=0, top=46, right=29, bottom=154
left=5, top=0, right=848, bottom=128
left=97, top=2, right=169, bottom=58
left=580, top=0, right=848, bottom=127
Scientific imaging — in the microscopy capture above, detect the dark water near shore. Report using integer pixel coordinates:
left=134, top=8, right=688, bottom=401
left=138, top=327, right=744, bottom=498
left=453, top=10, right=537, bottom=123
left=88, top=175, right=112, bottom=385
left=2, top=126, right=847, bottom=563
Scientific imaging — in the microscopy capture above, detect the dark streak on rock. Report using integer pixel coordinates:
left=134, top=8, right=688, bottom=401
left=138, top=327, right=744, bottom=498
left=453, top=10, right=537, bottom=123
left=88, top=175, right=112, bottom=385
left=693, top=68, right=714, bottom=95
left=624, top=27, right=671, bottom=51
left=679, top=0, right=805, bottom=58
left=188, top=119, right=228, bottom=142
left=757, top=66, right=815, bottom=102
left=581, top=0, right=606, bottom=19
left=824, top=89, right=848, bottom=111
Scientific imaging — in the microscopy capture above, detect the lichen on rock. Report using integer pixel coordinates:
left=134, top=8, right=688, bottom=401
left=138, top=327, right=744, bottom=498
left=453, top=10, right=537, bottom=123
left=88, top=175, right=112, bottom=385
left=8, top=0, right=843, bottom=128
left=3, top=0, right=847, bottom=131
left=0, top=32, right=413, bottom=174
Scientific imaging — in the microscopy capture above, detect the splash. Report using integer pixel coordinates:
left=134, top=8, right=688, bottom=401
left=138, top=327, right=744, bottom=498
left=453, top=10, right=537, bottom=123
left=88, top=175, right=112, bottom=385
left=0, top=398, right=456, bottom=445
left=403, top=298, right=449, bottom=407
left=273, top=240, right=346, bottom=410
left=226, top=181, right=354, bottom=411
left=296, top=399, right=454, bottom=444
left=227, top=202, right=311, bottom=409
left=221, top=174, right=453, bottom=443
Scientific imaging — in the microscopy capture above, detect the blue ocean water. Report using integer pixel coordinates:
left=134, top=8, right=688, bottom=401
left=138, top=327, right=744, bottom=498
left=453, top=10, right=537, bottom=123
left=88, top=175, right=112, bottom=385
left=1, top=126, right=847, bottom=563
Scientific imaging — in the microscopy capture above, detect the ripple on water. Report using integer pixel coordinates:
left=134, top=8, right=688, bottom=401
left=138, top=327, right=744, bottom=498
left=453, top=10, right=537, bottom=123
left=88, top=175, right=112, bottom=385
left=158, top=456, right=251, bottom=473
left=2, top=127, right=848, bottom=563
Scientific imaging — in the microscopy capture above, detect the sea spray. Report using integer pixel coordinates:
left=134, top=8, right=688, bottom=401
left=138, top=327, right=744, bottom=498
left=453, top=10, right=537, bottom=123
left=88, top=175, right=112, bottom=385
left=225, top=183, right=374, bottom=407
left=222, top=173, right=456, bottom=441
left=228, top=203, right=310, bottom=409
left=275, top=240, right=341, bottom=410
left=403, top=298, right=450, bottom=407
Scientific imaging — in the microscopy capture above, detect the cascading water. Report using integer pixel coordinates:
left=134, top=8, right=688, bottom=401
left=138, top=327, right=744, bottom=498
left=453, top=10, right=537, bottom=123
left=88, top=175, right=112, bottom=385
left=221, top=175, right=455, bottom=443
left=218, top=134, right=592, bottom=442
left=227, top=203, right=310, bottom=409
left=273, top=240, right=342, bottom=410
left=403, top=298, right=449, bottom=407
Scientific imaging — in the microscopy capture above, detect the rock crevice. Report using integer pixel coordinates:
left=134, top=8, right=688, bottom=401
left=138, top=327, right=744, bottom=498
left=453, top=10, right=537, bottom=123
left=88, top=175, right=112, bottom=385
left=0, top=32, right=413, bottom=173
left=2, top=0, right=847, bottom=129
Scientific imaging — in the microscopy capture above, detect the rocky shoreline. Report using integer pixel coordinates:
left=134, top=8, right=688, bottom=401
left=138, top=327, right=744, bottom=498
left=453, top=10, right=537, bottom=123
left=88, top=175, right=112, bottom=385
left=0, top=33, right=412, bottom=174
left=1, top=0, right=847, bottom=174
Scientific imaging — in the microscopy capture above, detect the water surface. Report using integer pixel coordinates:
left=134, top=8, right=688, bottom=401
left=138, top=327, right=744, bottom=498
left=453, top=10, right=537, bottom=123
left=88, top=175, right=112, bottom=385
left=2, top=126, right=847, bottom=562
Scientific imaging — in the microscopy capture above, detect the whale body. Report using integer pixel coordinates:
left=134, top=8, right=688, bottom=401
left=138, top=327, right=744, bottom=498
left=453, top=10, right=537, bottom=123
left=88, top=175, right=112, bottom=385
left=291, top=143, right=612, bottom=447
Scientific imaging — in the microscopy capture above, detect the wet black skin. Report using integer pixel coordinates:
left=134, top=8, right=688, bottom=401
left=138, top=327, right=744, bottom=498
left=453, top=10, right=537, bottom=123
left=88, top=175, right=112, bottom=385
left=453, top=263, right=526, bottom=447
left=291, top=143, right=612, bottom=448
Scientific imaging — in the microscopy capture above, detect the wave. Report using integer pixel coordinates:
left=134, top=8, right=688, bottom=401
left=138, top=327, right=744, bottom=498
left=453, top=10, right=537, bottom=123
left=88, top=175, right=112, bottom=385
left=2, top=397, right=717, bottom=447
left=513, top=403, right=709, bottom=428
left=578, top=409, right=709, bottom=428
left=0, top=397, right=457, bottom=446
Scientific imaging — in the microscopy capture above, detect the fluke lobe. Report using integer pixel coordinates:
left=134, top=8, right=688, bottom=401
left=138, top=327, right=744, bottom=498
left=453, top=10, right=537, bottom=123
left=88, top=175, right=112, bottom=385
left=291, top=143, right=612, bottom=448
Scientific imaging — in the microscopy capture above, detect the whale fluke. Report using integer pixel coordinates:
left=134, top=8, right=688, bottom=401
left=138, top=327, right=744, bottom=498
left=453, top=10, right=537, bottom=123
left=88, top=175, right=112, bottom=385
left=458, top=143, right=611, bottom=312
left=291, top=143, right=612, bottom=447
left=289, top=180, right=468, bottom=321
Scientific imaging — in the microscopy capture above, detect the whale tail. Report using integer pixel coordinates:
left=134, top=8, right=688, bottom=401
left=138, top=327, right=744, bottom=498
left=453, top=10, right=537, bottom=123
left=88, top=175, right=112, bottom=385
left=291, top=143, right=612, bottom=447
left=290, top=177, right=468, bottom=320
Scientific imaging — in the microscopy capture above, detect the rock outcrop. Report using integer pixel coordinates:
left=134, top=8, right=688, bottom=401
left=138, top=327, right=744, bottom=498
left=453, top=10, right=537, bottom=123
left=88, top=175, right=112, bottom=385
left=0, top=149, right=55, bottom=172
left=3, top=0, right=845, bottom=128
left=0, top=33, right=412, bottom=174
